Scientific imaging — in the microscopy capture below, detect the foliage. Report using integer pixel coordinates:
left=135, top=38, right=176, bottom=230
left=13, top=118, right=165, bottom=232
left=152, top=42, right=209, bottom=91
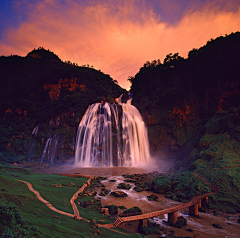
left=104, top=205, right=118, bottom=216
left=122, top=206, right=142, bottom=215
left=169, top=107, right=240, bottom=210
left=0, top=47, right=126, bottom=162
left=129, top=32, right=240, bottom=157
left=153, top=172, right=211, bottom=202
left=153, top=176, right=172, bottom=194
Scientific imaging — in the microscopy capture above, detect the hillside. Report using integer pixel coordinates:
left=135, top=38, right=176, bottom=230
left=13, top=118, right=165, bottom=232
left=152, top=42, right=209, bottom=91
left=130, top=32, right=240, bottom=159
left=130, top=32, right=240, bottom=212
left=0, top=48, right=126, bottom=162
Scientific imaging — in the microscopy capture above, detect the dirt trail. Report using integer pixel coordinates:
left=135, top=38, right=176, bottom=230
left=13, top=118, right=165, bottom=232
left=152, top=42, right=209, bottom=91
left=16, top=179, right=85, bottom=220
left=15, top=178, right=131, bottom=236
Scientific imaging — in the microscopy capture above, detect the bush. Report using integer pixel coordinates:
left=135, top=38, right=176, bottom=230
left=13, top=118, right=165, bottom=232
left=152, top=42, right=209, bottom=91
left=0, top=200, right=30, bottom=237
left=153, top=176, right=172, bottom=194
left=104, top=205, right=118, bottom=216
left=123, top=206, right=142, bottom=215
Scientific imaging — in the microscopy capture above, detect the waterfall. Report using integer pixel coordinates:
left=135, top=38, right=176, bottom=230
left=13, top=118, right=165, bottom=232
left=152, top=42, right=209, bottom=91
left=28, top=125, right=39, bottom=161
left=74, top=97, right=151, bottom=167
left=41, top=134, right=59, bottom=164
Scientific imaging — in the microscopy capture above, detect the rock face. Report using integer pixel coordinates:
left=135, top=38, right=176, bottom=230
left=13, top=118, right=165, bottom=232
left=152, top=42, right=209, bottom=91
left=0, top=47, right=126, bottom=162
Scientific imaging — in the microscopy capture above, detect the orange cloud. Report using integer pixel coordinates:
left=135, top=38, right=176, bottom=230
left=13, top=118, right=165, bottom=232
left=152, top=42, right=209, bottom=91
left=0, top=0, right=240, bottom=90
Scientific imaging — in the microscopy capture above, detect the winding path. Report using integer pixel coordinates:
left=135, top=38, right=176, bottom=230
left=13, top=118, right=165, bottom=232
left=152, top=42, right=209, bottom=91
left=16, top=177, right=92, bottom=221
left=16, top=177, right=131, bottom=236
left=15, top=177, right=215, bottom=236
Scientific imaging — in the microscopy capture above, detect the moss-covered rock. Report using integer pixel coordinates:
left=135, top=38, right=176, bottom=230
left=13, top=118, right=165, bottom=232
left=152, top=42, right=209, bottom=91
left=134, top=187, right=144, bottom=192
left=174, top=216, right=187, bottom=228
left=110, top=191, right=128, bottom=197
left=147, top=194, right=158, bottom=201
left=99, top=188, right=110, bottom=196
left=212, top=223, right=222, bottom=229
left=117, top=183, right=131, bottom=190
left=122, top=206, right=142, bottom=215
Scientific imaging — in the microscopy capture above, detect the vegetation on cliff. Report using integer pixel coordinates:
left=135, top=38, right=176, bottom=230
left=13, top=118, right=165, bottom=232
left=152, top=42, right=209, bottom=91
left=0, top=47, right=126, bottom=162
left=130, top=32, right=240, bottom=158
left=128, top=32, right=240, bottom=212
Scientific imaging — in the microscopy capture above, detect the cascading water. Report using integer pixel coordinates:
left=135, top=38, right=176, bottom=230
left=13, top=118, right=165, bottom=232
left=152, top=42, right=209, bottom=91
left=75, top=96, right=151, bottom=167
left=28, top=125, right=39, bottom=161
left=41, top=134, right=60, bottom=164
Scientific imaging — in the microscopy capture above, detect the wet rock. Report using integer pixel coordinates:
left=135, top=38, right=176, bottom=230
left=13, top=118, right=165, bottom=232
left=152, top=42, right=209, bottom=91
left=99, top=188, right=110, bottom=196
left=147, top=194, right=158, bottom=201
left=174, top=216, right=187, bottom=228
left=212, top=223, right=223, bottom=229
left=186, top=228, right=193, bottom=232
left=134, top=187, right=144, bottom=192
left=111, top=191, right=128, bottom=197
left=117, top=183, right=131, bottom=190
left=124, top=179, right=136, bottom=183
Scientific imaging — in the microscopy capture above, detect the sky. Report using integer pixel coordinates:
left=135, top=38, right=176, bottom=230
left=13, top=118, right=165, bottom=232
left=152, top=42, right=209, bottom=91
left=0, top=0, right=240, bottom=90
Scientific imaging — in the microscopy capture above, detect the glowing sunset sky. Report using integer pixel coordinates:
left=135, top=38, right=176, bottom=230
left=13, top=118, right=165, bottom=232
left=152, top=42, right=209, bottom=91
left=0, top=0, right=240, bottom=90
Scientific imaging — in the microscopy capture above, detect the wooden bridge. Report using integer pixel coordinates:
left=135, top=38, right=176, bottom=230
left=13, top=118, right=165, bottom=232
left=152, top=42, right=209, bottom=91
left=100, top=192, right=215, bottom=228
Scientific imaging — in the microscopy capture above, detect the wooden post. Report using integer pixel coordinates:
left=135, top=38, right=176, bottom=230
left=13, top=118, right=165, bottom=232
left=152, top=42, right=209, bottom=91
left=189, top=204, right=198, bottom=216
left=168, top=211, right=178, bottom=224
left=202, top=197, right=208, bottom=207
left=198, top=199, right=202, bottom=208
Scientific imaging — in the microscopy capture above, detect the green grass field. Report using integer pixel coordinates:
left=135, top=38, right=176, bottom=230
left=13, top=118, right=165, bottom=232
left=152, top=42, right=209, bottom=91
left=0, top=163, right=142, bottom=237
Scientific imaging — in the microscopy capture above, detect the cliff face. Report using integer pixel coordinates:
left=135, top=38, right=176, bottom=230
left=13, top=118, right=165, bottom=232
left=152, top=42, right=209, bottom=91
left=0, top=48, right=126, bottom=162
left=130, top=32, right=240, bottom=159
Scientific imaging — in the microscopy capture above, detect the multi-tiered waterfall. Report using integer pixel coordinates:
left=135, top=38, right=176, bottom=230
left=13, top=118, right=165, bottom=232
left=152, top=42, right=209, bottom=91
left=75, top=96, right=151, bottom=167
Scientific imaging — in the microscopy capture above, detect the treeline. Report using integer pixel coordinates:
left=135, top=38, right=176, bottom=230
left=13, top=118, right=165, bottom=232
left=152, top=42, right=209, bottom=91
left=129, top=32, right=240, bottom=154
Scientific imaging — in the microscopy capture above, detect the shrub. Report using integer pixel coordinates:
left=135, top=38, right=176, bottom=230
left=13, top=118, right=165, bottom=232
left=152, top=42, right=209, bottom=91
left=123, top=206, right=142, bottom=215
left=104, top=205, right=118, bottom=216
left=153, top=176, right=172, bottom=194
